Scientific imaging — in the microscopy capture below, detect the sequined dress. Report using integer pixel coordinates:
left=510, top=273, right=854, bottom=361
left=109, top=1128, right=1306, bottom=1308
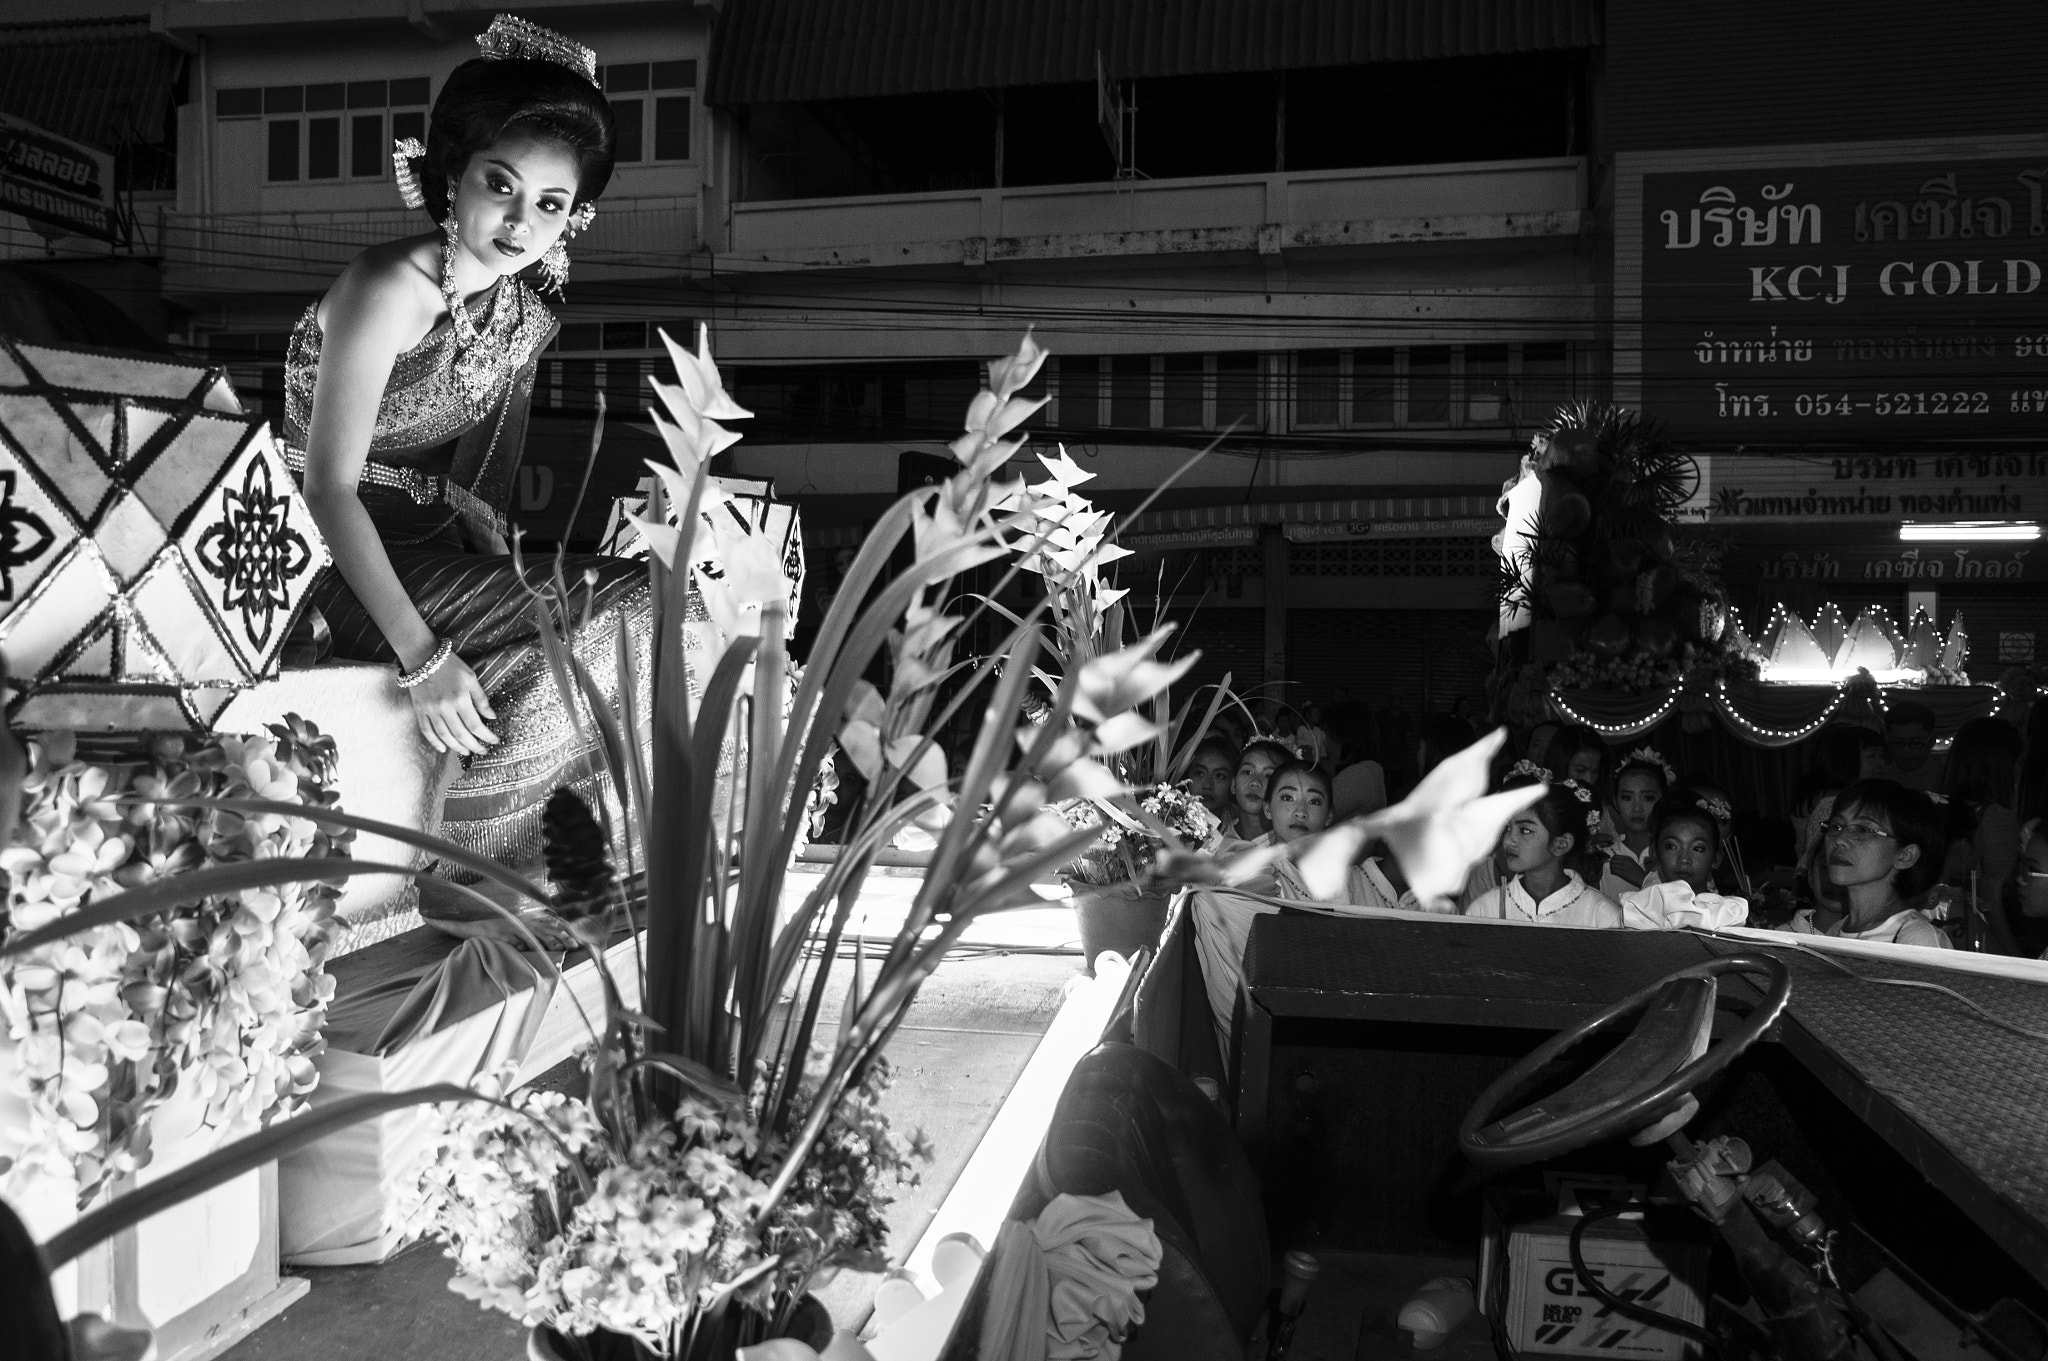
left=283, top=276, right=653, bottom=874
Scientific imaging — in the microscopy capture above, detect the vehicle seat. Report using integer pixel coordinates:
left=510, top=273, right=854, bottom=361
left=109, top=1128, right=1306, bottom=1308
left=1021, top=1041, right=1269, bottom=1357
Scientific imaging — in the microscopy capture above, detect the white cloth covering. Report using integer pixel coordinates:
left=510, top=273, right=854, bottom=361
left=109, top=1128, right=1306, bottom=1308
left=1619, top=879, right=1749, bottom=932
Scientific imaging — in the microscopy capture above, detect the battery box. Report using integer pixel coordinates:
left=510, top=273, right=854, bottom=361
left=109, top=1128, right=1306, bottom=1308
left=1481, top=1191, right=1711, bottom=1361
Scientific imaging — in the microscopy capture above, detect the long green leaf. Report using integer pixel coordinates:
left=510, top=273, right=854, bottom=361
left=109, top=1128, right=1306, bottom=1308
left=41, top=1083, right=567, bottom=1269
left=124, top=794, right=553, bottom=908
left=3, top=860, right=424, bottom=959
left=671, top=635, right=759, bottom=1069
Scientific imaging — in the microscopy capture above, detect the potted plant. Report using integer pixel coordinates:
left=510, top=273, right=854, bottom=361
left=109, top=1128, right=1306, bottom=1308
left=988, top=449, right=1233, bottom=970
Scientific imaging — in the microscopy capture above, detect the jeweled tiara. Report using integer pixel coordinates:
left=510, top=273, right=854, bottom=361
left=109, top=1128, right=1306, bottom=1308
left=478, top=13, right=598, bottom=87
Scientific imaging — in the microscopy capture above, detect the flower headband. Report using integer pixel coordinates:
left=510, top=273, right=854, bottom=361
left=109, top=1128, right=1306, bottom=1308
left=1509, top=758, right=1552, bottom=783
left=1694, top=793, right=1732, bottom=824
left=1558, top=777, right=1601, bottom=831
left=1624, top=745, right=1676, bottom=784
left=1245, top=732, right=1307, bottom=761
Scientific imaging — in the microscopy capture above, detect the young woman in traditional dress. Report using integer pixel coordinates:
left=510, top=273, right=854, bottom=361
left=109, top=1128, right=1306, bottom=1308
left=287, top=17, right=647, bottom=943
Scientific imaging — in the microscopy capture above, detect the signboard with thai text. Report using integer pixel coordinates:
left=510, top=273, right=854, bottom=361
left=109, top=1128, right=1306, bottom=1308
left=1639, top=156, right=2048, bottom=442
left=0, top=112, right=117, bottom=244
left=1721, top=538, right=2038, bottom=587
left=1675, top=451, right=2048, bottom=525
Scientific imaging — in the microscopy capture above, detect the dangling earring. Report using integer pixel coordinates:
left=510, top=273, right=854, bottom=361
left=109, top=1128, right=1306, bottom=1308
left=537, top=239, right=570, bottom=296
left=440, top=186, right=481, bottom=349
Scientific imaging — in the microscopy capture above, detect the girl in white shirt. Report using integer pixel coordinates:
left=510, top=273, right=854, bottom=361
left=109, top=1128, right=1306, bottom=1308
left=1466, top=778, right=1623, bottom=928
left=1600, top=748, right=1674, bottom=898
left=1620, top=800, right=1749, bottom=931
left=1793, top=779, right=1951, bottom=949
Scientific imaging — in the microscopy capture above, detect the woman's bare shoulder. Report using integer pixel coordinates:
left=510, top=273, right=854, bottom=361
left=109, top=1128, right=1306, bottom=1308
left=316, top=234, right=442, bottom=348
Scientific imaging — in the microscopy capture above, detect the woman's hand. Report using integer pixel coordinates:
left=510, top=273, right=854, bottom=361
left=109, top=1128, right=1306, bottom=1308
left=407, top=653, right=499, bottom=756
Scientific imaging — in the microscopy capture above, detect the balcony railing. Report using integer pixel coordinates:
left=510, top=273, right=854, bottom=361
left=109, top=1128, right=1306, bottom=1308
left=160, top=197, right=701, bottom=295
left=726, top=157, right=1585, bottom=268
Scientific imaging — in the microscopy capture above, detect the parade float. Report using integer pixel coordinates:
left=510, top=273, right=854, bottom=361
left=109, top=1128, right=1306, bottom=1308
left=1492, top=402, right=2015, bottom=745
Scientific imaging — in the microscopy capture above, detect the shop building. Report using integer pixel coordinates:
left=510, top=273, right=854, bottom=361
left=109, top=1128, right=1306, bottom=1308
left=1603, top=0, right=2048, bottom=677
left=698, top=0, right=1606, bottom=720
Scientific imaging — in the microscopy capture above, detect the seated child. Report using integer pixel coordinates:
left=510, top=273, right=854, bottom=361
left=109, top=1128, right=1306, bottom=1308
left=1265, top=759, right=1401, bottom=911
left=1218, top=738, right=1293, bottom=843
left=1620, top=799, right=1749, bottom=931
left=1600, top=747, right=1673, bottom=898
left=1465, top=778, right=1623, bottom=928
left=1184, top=735, right=1241, bottom=830
left=1790, top=779, right=1950, bottom=948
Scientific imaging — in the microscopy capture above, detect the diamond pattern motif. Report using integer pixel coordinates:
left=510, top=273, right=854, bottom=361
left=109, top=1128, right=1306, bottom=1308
left=0, top=336, right=330, bottom=732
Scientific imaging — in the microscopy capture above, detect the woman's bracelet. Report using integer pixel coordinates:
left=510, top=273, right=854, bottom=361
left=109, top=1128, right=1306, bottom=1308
left=396, top=638, right=455, bottom=690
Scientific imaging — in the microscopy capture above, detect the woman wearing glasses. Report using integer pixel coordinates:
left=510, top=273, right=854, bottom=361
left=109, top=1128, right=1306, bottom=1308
left=1793, top=780, right=1951, bottom=949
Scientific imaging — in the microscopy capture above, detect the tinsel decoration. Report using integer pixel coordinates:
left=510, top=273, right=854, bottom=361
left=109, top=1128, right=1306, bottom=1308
left=541, top=786, right=616, bottom=937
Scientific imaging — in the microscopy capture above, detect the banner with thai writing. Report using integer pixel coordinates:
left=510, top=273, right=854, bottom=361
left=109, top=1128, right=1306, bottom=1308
left=1675, top=451, right=2048, bottom=524
left=1641, top=157, right=2048, bottom=441
left=0, top=113, right=117, bottom=244
left=1721, top=538, right=2039, bottom=586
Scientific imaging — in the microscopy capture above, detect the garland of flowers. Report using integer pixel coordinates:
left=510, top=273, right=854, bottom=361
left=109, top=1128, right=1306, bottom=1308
left=0, top=718, right=348, bottom=1209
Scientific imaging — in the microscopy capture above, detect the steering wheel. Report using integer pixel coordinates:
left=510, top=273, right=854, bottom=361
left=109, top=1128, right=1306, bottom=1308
left=1458, top=954, right=1790, bottom=1167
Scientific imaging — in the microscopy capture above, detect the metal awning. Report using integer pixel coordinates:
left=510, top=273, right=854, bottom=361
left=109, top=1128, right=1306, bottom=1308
left=0, top=19, right=187, bottom=150
left=708, top=0, right=1602, bottom=105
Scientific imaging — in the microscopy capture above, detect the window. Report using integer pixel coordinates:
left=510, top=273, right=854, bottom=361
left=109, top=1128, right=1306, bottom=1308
left=610, top=100, right=645, bottom=163
left=1215, top=352, right=1262, bottom=430
left=599, top=60, right=698, bottom=163
left=1294, top=351, right=1340, bottom=427
left=1058, top=357, right=1100, bottom=429
left=1110, top=355, right=1151, bottom=428
left=1351, top=349, right=1396, bottom=425
left=1519, top=342, right=1572, bottom=426
left=602, top=321, right=647, bottom=349
left=654, top=97, right=692, bottom=162
left=1163, top=354, right=1205, bottom=428
left=225, top=78, right=430, bottom=183
left=1464, top=345, right=1509, bottom=424
left=1406, top=347, right=1453, bottom=424
left=307, top=118, right=341, bottom=180
left=267, top=120, right=299, bottom=182
left=350, top=114, right=384, bottom=178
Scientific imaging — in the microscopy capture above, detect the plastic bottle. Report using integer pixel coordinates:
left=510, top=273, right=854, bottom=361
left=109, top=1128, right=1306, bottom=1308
left=1397, top=1276, right=1476, bottom=1351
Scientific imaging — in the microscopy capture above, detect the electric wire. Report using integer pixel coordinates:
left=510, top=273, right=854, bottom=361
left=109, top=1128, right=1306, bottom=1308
left=1567, top=1201, right=1720, bottom=1358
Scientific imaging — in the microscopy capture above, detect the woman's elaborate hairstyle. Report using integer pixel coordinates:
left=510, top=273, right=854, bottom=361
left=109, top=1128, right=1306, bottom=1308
left=1264, top=758, right=1333, bottom=806
left=1944, top=716, right=2021, bottom=810
left=1833, top=778, right=1946, bottom=898
left=1505, top=772, right=1604, bottom=879
left=1539, top=724, right=1610, bottom=797
left=411, top=56, right=617, bottom=224
left=1322, top=699, right=1380, bottom=767
left=1419, top=713, right=1477, bottom=776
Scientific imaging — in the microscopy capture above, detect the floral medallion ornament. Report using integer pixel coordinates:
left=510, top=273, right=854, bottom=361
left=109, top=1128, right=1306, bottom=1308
left=195, top=457, right=314, bottom=650
left=0, top=335, right=329, bottom=732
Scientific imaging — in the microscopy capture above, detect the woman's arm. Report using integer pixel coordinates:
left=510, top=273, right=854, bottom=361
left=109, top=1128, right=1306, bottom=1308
left=300, top=259, right=498, bottom=756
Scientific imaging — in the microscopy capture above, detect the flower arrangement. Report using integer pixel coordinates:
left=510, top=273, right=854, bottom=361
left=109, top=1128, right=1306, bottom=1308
left=384, top=327, right=1187, bottom=1356
left=1059, top=783, right=1220, bottom=888
left=0, top=719, right=346, bottom=1210
left=403, top=1055, right=923, bottom=1352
